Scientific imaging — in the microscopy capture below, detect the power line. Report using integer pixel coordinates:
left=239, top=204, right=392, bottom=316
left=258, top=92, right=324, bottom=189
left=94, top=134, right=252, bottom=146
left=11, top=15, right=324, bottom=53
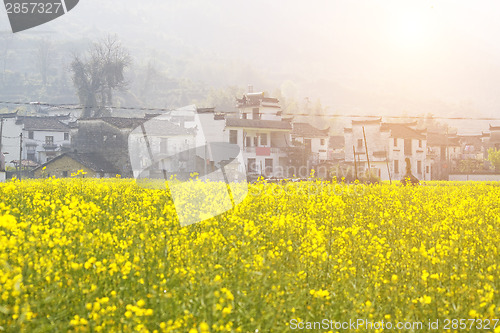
left=286, top=113, right=500, bottom=121
left=1, top=100, right=500, bottom=121
left=0, top=101, right=174, bottom=112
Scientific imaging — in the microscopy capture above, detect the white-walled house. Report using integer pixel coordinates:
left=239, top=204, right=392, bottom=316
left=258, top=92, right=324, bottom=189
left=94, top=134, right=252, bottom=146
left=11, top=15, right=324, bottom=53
left=291, top=122, right=330, bottom=162
left=235, top=90, right=282, bottom=121
left=485, top=124, right=500, bottom=152
left=128, top=117, right=198, bottom=179
left=17, top=117, right=71, bottom=165
left=225, top=90, right=292, bottom=178
left=344, top=119, right=429, bottom=181
left=225, top=118, right=292, bottom=177
left=0, top=112, right=23, bottom=167
left=427, top=132, right=461, bottom=180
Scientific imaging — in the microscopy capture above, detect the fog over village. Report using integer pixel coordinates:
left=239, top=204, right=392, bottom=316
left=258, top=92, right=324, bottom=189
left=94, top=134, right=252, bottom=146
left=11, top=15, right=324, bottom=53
left=2, top=0, right=500, bottom=127
left=1, top=0, right=500, bottom=183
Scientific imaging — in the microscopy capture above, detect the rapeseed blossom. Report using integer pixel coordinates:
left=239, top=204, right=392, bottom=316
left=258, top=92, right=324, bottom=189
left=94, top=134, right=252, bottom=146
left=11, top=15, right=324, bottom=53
left=0, top=178, right=499, bottom=332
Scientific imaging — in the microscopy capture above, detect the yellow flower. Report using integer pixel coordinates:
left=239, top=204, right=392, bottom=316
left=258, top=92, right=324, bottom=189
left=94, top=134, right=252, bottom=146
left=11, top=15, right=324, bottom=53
left=419, top=295, right=432, bottom=304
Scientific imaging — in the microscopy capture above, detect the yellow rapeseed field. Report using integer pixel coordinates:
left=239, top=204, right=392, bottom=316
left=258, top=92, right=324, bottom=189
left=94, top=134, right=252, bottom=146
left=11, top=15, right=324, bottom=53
left=0, top=178, right=499, bottom=332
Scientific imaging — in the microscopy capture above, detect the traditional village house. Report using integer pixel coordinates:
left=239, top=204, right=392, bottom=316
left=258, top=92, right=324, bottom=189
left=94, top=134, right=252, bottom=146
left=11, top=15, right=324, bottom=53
left=225, top=88, right=292, bottom=178
left=0, top=112, right=22, bottom=168
left=128, top=115, right=197, bottom=179
left=344, top=119, right=428, bottom=181
left=426, top=132, right=461, bottom=180
left=485, top=124, right=500, bottom=151
left=15, top=116, right=72, bottom=165
left=32, top=152, right=119, bottom=178
left=291, top=122, right=330, bottom=177
left=328, top=136, right=345, bottom=162
left=72, top=117, right=149, bottom=177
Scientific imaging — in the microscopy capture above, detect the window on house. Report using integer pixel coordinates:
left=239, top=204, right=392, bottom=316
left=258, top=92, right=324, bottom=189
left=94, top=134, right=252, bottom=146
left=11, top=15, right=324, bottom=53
left=245, top=137, right=252, bottom=147
left=247, top=158, right=257, bottom=173
left=229, top=130, right=238, bottom=144
left=45, top=136, right=54, bottom=145
left=62, top=171, right=68, bottom=178
left=260, top=133, right=268, bottom=146
left=242, top=113, right=247, bottom=119
left=394, top=138, right=397, bottom=147
left=64, top=132, right=69, bottom=141
left=426, top=166, right=430, bottom=174
left=265, top=158, right=273, bottom=174
left=320, top=139, right=325, bottom=145
left=252, top=108, right=260, bottom=120
left=28, top=131, right=34, bottom=139
left=404, top=139, right=412, bottom=155
left=417, top=160, right=422, bottom=174
left=253, top=137, right=258, bottom=146
left=358, top=139, right=363, bottom=149
left=418, top=140, right=422, bottom=148
left=394, top=160, right=399, bottom=173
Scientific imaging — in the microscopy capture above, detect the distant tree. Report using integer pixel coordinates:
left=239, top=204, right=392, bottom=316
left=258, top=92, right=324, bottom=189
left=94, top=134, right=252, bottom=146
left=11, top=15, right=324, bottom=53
left=488, top=148, right=500, bottom=172
left=36, top=39, right=53, bottom=86
left=280, top=80, right=300, bottom=115
left=418, top=113, right=450, bottom=132
left=457, top=159, right=484, bottom=174
left=198, top=86, right=244, bottom=111
left=70, top=35, right=131, bottom=118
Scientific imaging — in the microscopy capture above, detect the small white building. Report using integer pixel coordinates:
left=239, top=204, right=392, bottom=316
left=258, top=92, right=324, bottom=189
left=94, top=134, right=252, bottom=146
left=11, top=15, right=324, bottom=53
left=291, top=122, right=330, bottom=162
left=128, top=116, right=198, bottom=179
left=344, top=119, right=428, bottom=181
left=17, top=116, right=71, bottom=165
left=426, top=132, right=461, bottom=180
left=0, top=112, right=23, bottom=168
left=485, top=124, right=500, bottom=151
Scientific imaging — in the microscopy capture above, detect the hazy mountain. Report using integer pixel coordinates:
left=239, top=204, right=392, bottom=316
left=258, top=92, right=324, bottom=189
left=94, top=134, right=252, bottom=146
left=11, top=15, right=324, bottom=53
left=2, top=0, right=500, bottom=132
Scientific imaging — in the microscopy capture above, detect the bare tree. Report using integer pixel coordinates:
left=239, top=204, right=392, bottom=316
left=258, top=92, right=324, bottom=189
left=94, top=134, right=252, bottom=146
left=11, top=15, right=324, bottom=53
left=36, top=39, right=53, bottom=86
left=71, top=35, right=131, bottom=118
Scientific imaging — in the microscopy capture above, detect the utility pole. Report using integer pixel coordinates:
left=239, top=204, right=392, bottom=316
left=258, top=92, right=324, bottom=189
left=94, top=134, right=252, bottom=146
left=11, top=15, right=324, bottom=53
left=385, top=153, right=392, bottom=185
left=353, top=145, right=358, bottom=180
left=18, top=132, right=23, bottom=180
left=204, top=141, right=207, bottom=177
left=362, top=126, right=371, bottom=176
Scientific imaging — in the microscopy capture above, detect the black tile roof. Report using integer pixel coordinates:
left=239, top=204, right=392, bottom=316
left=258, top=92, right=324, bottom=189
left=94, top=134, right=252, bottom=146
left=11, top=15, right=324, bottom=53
left=380, top=123, right=426, bottom=140
left=292, top=122, right=329, bottom=137
left=226, top=118, right=292, bottom=130
left=351, top=118, right=382, bottom=125
left=140, top=118, right=195, bottom=136
left=17, top=117, right=70, bottom=131
left=0, top=111, right=18, bottom=118
left=427, top=132, right=460, bottom=146
left=33, top=152, right=119, bottom=174
left=82, top=117, right=147, bottom=129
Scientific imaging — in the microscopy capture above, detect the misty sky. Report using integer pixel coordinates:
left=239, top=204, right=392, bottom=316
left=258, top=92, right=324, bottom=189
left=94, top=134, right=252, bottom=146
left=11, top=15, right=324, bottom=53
left=2, top=0, right=500, bottom=130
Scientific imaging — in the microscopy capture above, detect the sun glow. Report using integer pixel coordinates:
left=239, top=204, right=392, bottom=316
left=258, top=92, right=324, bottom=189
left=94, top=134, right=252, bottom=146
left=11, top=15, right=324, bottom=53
left=392, top=10, right=431, bottom=50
